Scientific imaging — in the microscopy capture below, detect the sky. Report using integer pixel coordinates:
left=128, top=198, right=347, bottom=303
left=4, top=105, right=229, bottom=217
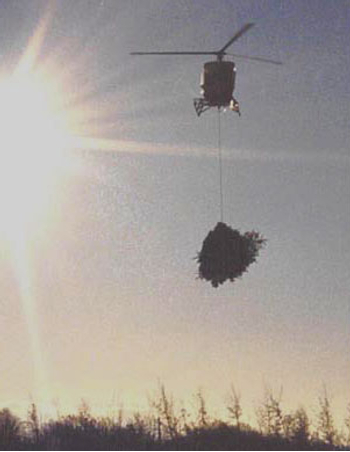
left=0, top=0, right=349, bottom=428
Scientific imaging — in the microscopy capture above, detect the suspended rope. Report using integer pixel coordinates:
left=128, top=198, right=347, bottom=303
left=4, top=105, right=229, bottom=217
left=197, top=107, right=267, bottom=288
left=217, top=107, right=224, bottom=222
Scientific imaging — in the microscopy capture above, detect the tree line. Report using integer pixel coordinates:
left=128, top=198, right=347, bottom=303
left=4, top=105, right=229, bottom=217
left=0, top=385, right=349, bottom=450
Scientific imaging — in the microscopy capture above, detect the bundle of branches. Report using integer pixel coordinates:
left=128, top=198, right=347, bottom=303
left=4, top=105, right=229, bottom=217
left=196, top=222, right=266, bottom=287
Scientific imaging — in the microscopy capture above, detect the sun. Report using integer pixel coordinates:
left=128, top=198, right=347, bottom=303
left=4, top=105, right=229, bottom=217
left=0, top=70, right=72, bottom=237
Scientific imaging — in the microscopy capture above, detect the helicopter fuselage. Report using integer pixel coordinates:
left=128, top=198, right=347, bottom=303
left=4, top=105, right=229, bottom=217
left=193, top=60, right=240, bottom=116
left=201, top=60, right=236, bottom=108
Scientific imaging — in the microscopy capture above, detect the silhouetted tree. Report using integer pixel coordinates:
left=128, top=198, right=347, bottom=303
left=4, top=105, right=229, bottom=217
left=291, top=407, right=311, bottom=444
left=282, top=413, right=294, bottom=439
left=152, top=385, right=179, bottom=441
left=117, top=406, right=124, bottom=428
left=226, top=385, right=243, bottom=430
left=0, top=408, right=23, bottom=449
left=256, top=387, right=283, bottom=436
left=27, top=403, right=40, bottom=445
left=78, top=398, right=91, bottom=422
left=345, top=403, right=350, bottom=446
left=316, top=388, right=337, bottom=446
left=179, top=405, right=191, bottom=435
left=195, top=389, right=209, bottom=428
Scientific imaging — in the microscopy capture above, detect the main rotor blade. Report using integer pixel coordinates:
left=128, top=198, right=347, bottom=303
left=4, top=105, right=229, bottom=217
left=227, top=53, right=283, bottom=65
left=130, top=51, right=218, bottom=56
left=219, top=23, right=255, bottom=54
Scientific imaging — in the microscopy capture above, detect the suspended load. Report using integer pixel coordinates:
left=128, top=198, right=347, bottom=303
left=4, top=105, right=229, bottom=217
left=196, top=222, right=266, bottom=288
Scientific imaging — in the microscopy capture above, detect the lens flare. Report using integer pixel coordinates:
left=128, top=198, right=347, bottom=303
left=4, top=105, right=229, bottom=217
left=0, top=73, right=71, bottom=233
left=0, top=1, right=73, bottom=410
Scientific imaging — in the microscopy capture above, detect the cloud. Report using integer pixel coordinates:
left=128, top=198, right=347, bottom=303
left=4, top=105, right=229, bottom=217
left=72, top=136, right=350, bottom=166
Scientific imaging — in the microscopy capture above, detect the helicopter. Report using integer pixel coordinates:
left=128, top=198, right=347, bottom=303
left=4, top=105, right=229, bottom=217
left=131, top=23, right=282, bottom=116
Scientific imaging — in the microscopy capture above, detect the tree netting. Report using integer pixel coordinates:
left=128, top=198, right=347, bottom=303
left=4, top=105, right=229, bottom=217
left=196, top=222, right=266, bottom=287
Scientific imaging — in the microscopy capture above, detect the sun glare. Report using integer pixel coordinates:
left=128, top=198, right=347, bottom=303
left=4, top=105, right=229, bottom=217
left=0, top=71, right=71, bottom=236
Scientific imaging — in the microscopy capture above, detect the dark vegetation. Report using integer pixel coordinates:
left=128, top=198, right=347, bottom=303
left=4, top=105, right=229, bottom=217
left=1, top=387, right=349, bottom=450
left=197, top=222, right=266, bottom=287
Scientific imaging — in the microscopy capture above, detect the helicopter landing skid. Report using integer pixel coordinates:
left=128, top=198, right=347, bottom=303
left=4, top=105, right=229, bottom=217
left=193, top=98, right=241, bottom=117
left=193, top=98, right=211, bottom=116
